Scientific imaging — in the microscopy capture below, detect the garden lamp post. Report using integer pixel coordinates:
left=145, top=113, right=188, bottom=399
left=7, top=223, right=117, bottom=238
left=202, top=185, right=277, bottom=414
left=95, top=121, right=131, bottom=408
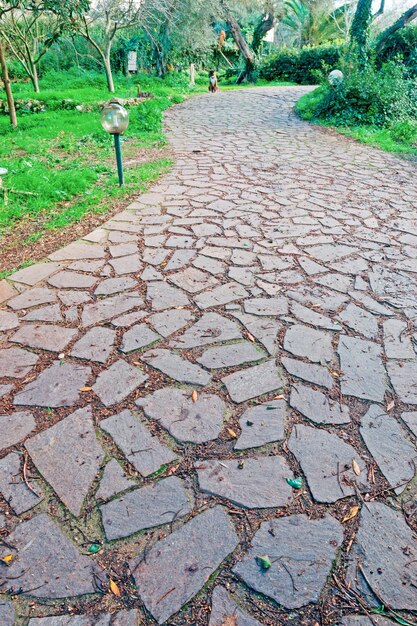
left=328, top=70, right=344, bottom=87
left=100, top=101, right=129, bottom=186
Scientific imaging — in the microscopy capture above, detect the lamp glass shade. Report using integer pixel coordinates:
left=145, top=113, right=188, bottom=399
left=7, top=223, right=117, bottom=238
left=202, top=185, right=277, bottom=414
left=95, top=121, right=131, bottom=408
left=100, top=102, right=129, bottom=135
left=328, top=69, right=344, bottom=86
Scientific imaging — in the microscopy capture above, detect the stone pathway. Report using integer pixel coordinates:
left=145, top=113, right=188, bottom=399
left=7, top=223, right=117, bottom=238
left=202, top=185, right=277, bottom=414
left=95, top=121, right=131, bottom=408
left=1, top=87, right=417, bottom=625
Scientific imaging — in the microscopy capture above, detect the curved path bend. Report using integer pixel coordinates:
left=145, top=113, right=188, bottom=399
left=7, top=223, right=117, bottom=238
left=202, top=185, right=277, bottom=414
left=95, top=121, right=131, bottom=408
left=1, top=87, right=417, bottom=626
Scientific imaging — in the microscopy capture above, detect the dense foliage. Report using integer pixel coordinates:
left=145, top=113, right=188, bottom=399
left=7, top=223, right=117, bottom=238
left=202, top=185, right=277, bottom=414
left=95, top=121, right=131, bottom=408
left=260, top=44, right=342, bottom=83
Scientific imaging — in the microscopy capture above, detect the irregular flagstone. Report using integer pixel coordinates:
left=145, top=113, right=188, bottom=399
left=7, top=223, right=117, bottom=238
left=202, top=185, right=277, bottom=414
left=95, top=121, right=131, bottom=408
left=194, top=282, right=249, bottom=309
left=68, top=259, right=105, bottom=272
left=0, top=514, right=103, bottom=598
left=131, top=506, right=239, bottom=624
left=92, top=360, right=148, bottom=407
left=0, top=384, right=13, bottom=397
left=0, top=603, right=14, bottom=626
left=11, top=324, right=78, bottom=353
left=314, top=272, right=353, bottom=293
left=7, top=287, right=57, bottom=310
left=141, top=348, right=211, bottom=385
left=383, top=319, right=414, bottom=359
left=197, top=456, right=293, bottom=508
left=111, top=310, right=149, bottom=328
left=360, top=405, right=417, bottom=492
left=59, top=290, right=91, bottom=306
left=109, top=242, right=137, bottom=257
left=235, top=400, right=286, bottom=450
left=232, top=311, right=280, bottom=355
left=48, top=271, right=97, bottom=289
left=0, top=347, right=38, bottom=378
left=233, top=514, right=343, bottom=609
left=120, top=323, right=160, bottom=353
left=26, top=406, right=104, bottom=516
left=1, top=411, right=36, bottom=451
left=288, top=424, right=368, bottom=502
left=96, top=459, right=136, bottom=501
left=27, top=614, right=114, bottom=625
left=340, top=617, right=395, bottom=626
left=244, top=297, right=288, bottom=316
left=168, top=266, right=218, bottom=293
left=81, top=294, right=143, bottom=326
left=289, top=384, right=350, bottom=425
left=137, top=387, right=225, bottom=443
left=70, top=327, right=116, bottom=363
left=284, top=325, right=333, bottom=363
left=222, top=360, right=283, bottom=403
left=171, top=312, right=242, bottom=348
left=147, top=281, right=189, bottom=310
left=402, top=411, right=417, bottom=437
left=100, top=476, right=192, bottom=540
left=209, top=586, right=262, bottom=626
left=193, top=255, right=226, bottom=275
left=14, top=362, right=91, bottom=408
left=338, top=336, right=386, bottom=402
left=305, top=243, right=358, bottom=262
left=109, top=254, right=142, bottom=275
left=22, top=304, right=63, bottom=322
left=0, top=280, right=17, bottom=304
left=290, top=302, right=342, bottom=331
left=94, top=277, right=137, bottom=296
left=148, top=308, right=194, bottom=337
left=0, top=310, right=19, bottom=331
left=338, top=303, right=378, bottom=339
left=100, top=409, right=177, bottom=476
left=164, top=249, right=196, bottom=271
left=387, top=360, right=417, bottom=404
left=229, top=266, right=254, bottom=286
left=49, top=241, right=105, bottom=261
left=0, top=452, right=43, bottom=514
left=197, top=341, right=266, bottom=369
left=346, top=502, right=417, bottom=610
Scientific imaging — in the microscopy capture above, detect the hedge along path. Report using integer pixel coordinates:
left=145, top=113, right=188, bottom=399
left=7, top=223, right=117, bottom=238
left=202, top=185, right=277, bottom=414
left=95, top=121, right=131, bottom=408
left=0, top=85, right=417, bottom=626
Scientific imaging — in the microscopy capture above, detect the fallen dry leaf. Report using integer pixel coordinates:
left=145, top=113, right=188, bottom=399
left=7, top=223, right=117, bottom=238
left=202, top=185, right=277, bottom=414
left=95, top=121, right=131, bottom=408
left=227, top=428, right=237, bottom=439
left=386, top=399, right=395, bottom=411
left=132, top=361, right=141, bottom=366
left=352, top=459, right=361, bottom=476
left=167, top=464, right=180, bottom=476
left=274, top=394, right=285, bottom=400
left=109, top=578, right=121, bottom=597
left=342, top=505, right=359, bottom=523
left=221, top=617, right=238, bottom=626
left=79, top=387, right=92, bottom=392
left=247, top=332, right=255, bottom=342
left=0, top=555, right=14, bottom=565
left=191, top=390, right=198, bottom=403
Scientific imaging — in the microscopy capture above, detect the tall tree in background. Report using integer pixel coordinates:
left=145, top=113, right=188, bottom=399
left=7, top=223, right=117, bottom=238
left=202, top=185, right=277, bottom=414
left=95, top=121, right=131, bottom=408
left=349, top=0, right=384, bottom=63
left=375, top=3, right=417, bottom=54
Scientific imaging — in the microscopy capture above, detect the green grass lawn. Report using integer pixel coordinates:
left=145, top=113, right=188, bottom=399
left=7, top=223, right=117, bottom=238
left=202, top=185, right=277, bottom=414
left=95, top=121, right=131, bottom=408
left=296, top=87, right=417, bottom=157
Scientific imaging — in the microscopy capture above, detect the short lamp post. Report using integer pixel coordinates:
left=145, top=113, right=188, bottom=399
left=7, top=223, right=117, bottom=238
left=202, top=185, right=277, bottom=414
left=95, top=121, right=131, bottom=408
left=328, top=69, right=344, bottom=87
left=100, top=101, right=129, bottom=186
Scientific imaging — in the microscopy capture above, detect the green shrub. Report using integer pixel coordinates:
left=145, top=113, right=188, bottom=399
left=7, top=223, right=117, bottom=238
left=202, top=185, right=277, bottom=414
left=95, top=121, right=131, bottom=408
left=378, top=25, right=417, bottom=75
left=389, top=119, right=417, bottom=144
left=260, top=45, right=342, bottom=84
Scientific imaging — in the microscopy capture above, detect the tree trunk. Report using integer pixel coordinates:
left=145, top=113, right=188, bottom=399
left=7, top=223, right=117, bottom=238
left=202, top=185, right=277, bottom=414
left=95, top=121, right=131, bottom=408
left=224, top=7, right=256, bottom=82
left=252, top=10, right=274, bottom=54
left=376, top=4, right=417, bottom=54
left=349, top=0, right=373, bottom=63
left=104, top=54, right=115, bottom=93
left=0, top=41, right=17, bottom=127
left=30, top=62, right=40, bottom=93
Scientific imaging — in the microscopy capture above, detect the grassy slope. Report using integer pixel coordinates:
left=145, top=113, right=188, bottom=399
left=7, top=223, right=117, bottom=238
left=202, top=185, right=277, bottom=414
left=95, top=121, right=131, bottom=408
left=296, top=87, right=417, bottom=157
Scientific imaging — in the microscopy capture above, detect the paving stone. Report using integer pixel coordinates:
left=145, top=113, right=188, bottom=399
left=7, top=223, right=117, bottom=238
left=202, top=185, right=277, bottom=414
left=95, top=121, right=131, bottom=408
left=229, top=266, right=254, bottom=286
left=314, top=272, right=353, bottom=293
left=7, top=287, right=57, bottom=310
left=0, top=347, right=38, bottom=378
left=231, top=250, right=256, bottom=266
left=171, top=312, right=242, bottom=348
left=244, top=297, right=288, bottom=316
left=346, top=502, right=417, bottom=610
left=387, top=360, right=417, bottom=404
left=148, top=308, right=194, bottom=337
left=340, top=617, right=395, bottom=626
left=402, top=411, right=417, bottom=437
left=338, top=303, right=378, bottom=339
left=100, top=409, right=177, bottom=476
left=0, top=310, right=19, bottom=330
left=290, top=302, right=342, bottom=331
left=142, top=248, right=169, bottom=265
left=132, top=506, right=238, bottom=624
left=120, top=323, right=160, bottom=353
left=109, top=254, right=142, bottom=275
left=70, top=327, right=115, bottom=363
left=235, top=400, right=286, bottom=450
left=338, top=336, right=386, bottom=402
left=209, top=585, right=262, bottom=626
left=193, top=255, right=226, bottom=275
left=232, top=311, right=280, bottom=355
left=197, top=456, right=293, bottom=508
left=58, top=290, right=92, bottom=306
left=68, top=259, right=105, bottom=272
left=0, top=384, right=13, bottom=397
left=284, top=325, right=333, bottom=363
left=95, top=277, right=137, bottom=296
left=0, top=514, right=103, bottom=598
left=233, top=513, right=343, bottom=609
left=222, top=360, right=283, bottom=403
left=28, top=613, right=112, bottom=624
left=96, top=459, right=136, bottom=501
left=0, top=280, right=16, bottom=304
left=360, top=405, right=417, bottom=492
left=305, top=244, right=358, bottom=262
left=141, top=348, right=211, bottom=385
left=14, top=361, right=91, bottom=407
left=109, top=242, right=137, bottom=257
left=111, top=310, right=149, bottom=327
left=147, top=281, right=189, bottom=310
left=288, top=424, right=368, bottom=502
left=137, top=387, right=224, bottom=443
left=49, top=241, right=105, bottom=261
left=164, top=249, right=196, bottom=270
left=82, top=294, right=143, bottom=326
left=100, top=476, right=192, bottom=540
left=290, top=383, right=350, bottom=425
left=141, top=266, right=162, bottom=281
left=0, top=602, right=14, bottom=626
left=298, top=257, right=327, bottom=275
left=169, top=266, right=218, bottom=293
left=93, top=360, right=148, bottom=407
left=48, top=271, right=97, bottom=289
left=11, top=324, right=78, bottom=353
left=26, top=406, right=104, bottom=516
left=197, top=341, right=266, bottom=369
left=383, top=319, right=414, bottom=359
left=0, top=452, right=43, bottom=514
left=195, top=283, right=249, bottom=309
left=22, top=304, right=63, bottom=322
left=9, top=262, right=62, bottom=286
left=1, top=410, right=36, bottom=451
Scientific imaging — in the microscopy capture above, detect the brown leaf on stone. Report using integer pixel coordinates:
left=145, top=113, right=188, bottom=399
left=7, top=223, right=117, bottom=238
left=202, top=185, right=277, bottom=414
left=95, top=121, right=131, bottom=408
left=191, top=390, right=198, bottom=402
left=342, top=505, right=359, bottom=523
left=352, top=459, right=361, bottom=476
left=109, top=578, right=121, bottom=596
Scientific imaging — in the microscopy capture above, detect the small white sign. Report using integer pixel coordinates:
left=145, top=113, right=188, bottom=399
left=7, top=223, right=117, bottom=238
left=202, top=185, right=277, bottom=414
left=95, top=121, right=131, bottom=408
left=128, top=51, right=137, bottom=72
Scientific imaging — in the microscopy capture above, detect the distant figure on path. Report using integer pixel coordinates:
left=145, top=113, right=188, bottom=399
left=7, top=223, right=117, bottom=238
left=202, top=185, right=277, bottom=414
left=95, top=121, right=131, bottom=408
left=209, top=70, right=218, bottom=93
